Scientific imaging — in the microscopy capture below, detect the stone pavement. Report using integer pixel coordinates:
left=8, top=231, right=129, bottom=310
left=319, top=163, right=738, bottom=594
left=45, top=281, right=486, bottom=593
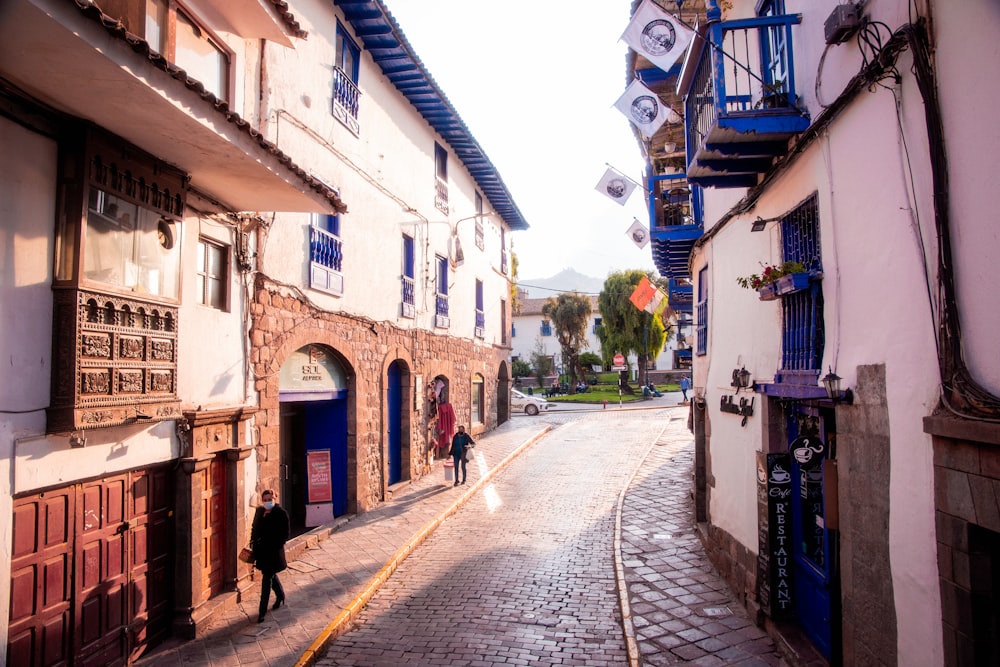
left=619, top=418, right=789, bottom=666
left=135, top=406, right=797, bottom=667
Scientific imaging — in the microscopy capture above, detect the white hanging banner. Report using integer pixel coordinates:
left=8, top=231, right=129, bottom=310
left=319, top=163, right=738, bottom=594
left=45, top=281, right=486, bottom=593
left=621, top=0, right=695, bottom=73
left=626, top=219, right=650, bottom=249
left=614, top=79, right=669, bottom=138
left=595, top=167, right=639, bottom=206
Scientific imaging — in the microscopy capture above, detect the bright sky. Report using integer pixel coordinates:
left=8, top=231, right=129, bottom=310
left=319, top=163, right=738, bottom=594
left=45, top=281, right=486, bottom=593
left=384, top=0, right=656, bottom=282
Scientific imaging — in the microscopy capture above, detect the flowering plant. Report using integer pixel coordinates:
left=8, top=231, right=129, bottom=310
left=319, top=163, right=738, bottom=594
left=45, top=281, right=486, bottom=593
left=736, top=261, right=807, bottom=290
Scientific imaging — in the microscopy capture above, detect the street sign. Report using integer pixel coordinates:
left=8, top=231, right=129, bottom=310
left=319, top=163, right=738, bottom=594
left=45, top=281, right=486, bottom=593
left=612, top=353, right=626, bottom=371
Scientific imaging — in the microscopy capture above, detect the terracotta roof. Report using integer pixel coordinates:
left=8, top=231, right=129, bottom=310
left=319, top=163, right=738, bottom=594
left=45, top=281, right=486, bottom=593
left=75, top=0, right=345, bottom=213
left=518, top=294, right=600, bottom=316
left=268, top=0, right=308, bottom=39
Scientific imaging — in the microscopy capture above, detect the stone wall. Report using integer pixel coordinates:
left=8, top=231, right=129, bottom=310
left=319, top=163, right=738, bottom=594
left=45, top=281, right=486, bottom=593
left=837, top=364, right=897, bottom=666
left=250, top=277, right=509, bottom=512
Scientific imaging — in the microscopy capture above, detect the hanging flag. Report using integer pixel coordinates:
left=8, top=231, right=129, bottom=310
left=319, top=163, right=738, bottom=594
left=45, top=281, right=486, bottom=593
left=653, top=291, right=672, bottom=317
left=629, top=275, right=657, bottom=311
left=626, top=219, right=650, bottom=249
left=595, top=167, right=639, bottom=206
left=621, top=0, right=695, bottom=74
left=615, top=79, right=670, bottom=138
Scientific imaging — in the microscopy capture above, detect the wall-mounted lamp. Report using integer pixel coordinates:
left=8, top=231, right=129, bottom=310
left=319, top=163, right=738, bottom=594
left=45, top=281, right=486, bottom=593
left=751, top=215, right=783, bottom=232
left=822, top=367, right=854, bottom=404
left=133, top=408, right=152, bottom=421
left=69, top=431, right=87, bottom=448
left=731, top=367, right=752, bottom=390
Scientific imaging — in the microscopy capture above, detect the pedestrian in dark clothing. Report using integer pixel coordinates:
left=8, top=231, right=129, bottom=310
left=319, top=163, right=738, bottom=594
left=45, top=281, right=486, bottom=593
left=251, top=489, right=289, bottom=623
left=450, top=424, right=475, bottom=486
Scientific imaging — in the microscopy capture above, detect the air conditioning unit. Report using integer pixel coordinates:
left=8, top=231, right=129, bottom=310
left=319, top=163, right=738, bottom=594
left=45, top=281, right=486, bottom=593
left=824, top=4, right=861, bottom=45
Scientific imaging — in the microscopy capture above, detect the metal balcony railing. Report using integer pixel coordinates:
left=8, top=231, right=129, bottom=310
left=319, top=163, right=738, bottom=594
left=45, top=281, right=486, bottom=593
left=310, top=226, right=343, bottom=272
left=332, top=66, right=360, bottom=122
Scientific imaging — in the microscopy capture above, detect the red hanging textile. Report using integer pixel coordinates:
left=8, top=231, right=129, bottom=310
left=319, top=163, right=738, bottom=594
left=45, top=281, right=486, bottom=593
left=436, top=402, right=456, bottom=453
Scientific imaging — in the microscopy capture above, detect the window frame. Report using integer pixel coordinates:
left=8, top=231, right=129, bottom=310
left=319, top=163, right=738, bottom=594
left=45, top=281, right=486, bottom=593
left=472, top=373, right=485, bottom=425
left=196, top=236, right=230, bottom=311
left=696, top=266, right=708, bottom=356
left=144, top=0, right=232, bottom=102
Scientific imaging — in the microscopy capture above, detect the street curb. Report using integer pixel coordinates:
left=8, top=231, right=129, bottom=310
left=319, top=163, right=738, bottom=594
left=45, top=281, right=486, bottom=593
left=292, top=424, right=554, bottom=667
left=613, top=414, right=675, bottom=667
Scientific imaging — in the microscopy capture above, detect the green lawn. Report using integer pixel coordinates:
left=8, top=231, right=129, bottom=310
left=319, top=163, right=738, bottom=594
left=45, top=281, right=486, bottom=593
left=549, top=383, right=680, bottom=404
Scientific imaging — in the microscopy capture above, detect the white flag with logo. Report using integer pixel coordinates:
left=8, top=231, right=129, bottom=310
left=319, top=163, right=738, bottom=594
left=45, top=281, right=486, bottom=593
left=595, top=167, right=638, bottom=206
left=626, top=219, right=650, bottom=250
left=615, top=79, right=669, bottom=138
left=621, top=0, right=694, bottom=73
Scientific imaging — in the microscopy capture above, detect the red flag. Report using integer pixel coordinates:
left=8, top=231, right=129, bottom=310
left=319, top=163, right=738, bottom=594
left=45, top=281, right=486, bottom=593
left=629, top=275, right=656, bottom=311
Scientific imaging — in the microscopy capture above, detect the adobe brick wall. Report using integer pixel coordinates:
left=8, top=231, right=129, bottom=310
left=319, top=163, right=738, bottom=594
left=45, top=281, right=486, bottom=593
left=250, top=277, right=509, bottom=512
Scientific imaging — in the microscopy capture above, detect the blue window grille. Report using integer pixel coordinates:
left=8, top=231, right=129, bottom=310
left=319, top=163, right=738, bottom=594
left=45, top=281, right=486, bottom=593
left=475, top=280, right=485, bottom=337
left=780, top=194, right=823, bottom=370
left=402, top=234, right=415, bottom=313
left=332, top=24, right=360, bottom=128
left=696, top=266, right=708, bottom=355
left=541, top=321, right=552, bottom=336
left=435, top=255, right=449, bottom=318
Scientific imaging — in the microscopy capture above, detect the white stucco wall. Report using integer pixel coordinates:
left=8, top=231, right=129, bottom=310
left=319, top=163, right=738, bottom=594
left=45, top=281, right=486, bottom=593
left=257, top=0, right=512, bottom=344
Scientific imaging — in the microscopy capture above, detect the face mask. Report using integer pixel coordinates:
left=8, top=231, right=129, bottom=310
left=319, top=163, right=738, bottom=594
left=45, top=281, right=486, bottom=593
left=264, top=501, right=275, bottom=510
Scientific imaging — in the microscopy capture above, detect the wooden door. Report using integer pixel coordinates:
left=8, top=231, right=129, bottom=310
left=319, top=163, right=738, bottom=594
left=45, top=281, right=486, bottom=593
left=128, top=466, right=174, bottom=660
left=200, top=456, right=226, bottom=600
left=8, top=488, right=74, bottom=667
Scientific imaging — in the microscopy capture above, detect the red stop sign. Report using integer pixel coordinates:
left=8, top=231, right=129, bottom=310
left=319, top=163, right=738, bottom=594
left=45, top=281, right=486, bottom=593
left=613, top=354, right=625, bottom=366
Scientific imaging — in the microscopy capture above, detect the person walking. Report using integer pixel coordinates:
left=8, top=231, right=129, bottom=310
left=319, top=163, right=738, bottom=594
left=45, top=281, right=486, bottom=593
left=450, top=424, right=475, bottom=486
left=251, top=489, right=289, bottom=623
left=680, top=375, right=691, bottom=402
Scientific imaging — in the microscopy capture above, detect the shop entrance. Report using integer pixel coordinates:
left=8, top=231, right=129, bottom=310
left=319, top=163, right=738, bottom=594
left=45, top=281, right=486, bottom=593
left=787, top=405, right=835, bottom=660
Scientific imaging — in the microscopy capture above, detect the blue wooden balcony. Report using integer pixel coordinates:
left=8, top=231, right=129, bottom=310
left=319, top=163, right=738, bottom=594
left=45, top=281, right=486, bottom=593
left=649, top=175, right=702, bottom=281
left=680, top=14, right=810, bottom=188
left=667, top=278, right=693, bottom=309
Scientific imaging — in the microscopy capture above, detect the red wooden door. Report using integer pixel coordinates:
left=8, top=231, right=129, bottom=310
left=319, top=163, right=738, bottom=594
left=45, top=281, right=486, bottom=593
left=75, top=475, right=129, bottom=667
left=201, top=455, right=226, bottom=600
left=8, top=488, right=74, bottom=667
left=7, top=466, right=174, bottom=667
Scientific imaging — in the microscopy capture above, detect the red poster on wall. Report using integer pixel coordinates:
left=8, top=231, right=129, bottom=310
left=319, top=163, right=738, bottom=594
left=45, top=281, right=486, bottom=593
left=306, top=450, right=333, bottom=503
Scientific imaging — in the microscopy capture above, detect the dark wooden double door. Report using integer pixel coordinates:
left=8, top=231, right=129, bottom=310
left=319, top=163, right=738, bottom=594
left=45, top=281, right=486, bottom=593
left=8, top=465, right=174, bottom=666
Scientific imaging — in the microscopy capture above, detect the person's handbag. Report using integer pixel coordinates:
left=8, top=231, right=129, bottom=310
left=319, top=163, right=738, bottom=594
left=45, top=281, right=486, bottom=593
left=238, top=546, right=255, bottom=564
left=463, top=445, right=474, bottom=462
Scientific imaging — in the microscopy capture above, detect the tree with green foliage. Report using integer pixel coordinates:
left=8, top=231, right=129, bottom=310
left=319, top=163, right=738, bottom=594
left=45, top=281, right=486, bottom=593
left=541, top=292, right=592, bottom=393
left=597, top=270, right=667, bottom=387
left=512, top=358, right=531, bottom=380
left=578, top=351, right=602, bottom=371
left=530, top=337, right=553, bottom=388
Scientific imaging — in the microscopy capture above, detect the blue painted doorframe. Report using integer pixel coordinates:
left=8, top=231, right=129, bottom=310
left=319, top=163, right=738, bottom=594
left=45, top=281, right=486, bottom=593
left=787, top=406, right=833, bottom=660
left=387, top=363, right=402, bottom=485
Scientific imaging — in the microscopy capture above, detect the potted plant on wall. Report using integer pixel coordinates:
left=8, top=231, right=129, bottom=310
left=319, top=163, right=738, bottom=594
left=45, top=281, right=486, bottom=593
left=736, top=261, right=812, bottom=301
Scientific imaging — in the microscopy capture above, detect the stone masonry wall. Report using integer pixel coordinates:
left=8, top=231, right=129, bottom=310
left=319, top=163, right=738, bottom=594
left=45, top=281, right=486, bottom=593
left=250, top=277, right=509, bottom=513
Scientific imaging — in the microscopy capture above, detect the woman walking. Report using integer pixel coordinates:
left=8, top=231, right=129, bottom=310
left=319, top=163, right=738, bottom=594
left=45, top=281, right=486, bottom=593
left=251, top=489, right=289, bottom=623
left=449, top=424, right=475, bottom=486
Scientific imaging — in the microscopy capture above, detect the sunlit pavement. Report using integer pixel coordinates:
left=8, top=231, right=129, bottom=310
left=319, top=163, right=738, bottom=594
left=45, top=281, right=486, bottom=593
left=135, top=407, right=787, bottom=666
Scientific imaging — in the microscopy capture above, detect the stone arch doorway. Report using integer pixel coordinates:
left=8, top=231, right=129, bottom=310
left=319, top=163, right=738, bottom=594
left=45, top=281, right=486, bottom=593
left=496, top=361, right=510, bottom=424
left=386, top=360, right=411, bottom=486
left=278, top=344, right=351, bottom=534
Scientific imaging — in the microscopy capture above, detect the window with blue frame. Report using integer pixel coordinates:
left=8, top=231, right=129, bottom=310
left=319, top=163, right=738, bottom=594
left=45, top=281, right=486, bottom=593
left=541, top=320, right=552, bottom=337
left=310, top=213, right=344, bottom=296
left=593, top=317, right=603, bottom=334
left=780, top=194, right=824, bottom=371
left=757, top=0, right=790, bottom=102
left=435, top=254, right=449, bottom=326
left=333, top=23, right=360, bottom=131
left=401, top=234, right=415, bottom=318
left=696, top=266, right=708, bottom=355
left=475, top=279, right=485, bottom=338
left=434, top=143, right=449, bottom=215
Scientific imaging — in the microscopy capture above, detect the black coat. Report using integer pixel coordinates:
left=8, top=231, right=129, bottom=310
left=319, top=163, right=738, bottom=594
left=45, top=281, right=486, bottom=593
left=250, top=504, right=289, bottom=574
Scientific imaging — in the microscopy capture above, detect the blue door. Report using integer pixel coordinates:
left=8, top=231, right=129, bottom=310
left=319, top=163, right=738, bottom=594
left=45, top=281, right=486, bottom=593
left=387, top=363, right=403, bottom=485
left=305, top=399, right=349, bottom=517
left=787, top=407, right=833, bottom=659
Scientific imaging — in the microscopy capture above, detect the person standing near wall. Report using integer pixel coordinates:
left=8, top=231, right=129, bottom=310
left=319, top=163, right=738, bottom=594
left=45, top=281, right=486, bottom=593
left=251, top=489, right=289, bottom=623
left=680, top=375, right=691, bottom=402
left=450, top=424, right=475, bottom=486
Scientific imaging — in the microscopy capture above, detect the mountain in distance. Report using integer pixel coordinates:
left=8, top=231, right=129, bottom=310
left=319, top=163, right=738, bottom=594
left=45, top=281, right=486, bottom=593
left=518, top=268, right=606, bottom=299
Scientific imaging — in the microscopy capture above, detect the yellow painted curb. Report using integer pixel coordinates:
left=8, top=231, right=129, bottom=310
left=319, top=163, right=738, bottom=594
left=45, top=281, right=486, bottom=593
left=292, top=425, right=552, bottom=667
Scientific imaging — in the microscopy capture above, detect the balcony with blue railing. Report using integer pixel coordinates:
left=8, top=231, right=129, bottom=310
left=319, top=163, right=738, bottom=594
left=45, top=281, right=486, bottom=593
left=331, top=66, right=360, bottom=134
left=679, top=14, right=809, bottom=188
left=667, top=278, right=694, bottom=309
left=401, top=276, right=415, bottom=318
left=310, top=226, right=344, bottom=295
left=475, top=309, right=485, bottom=339
left=435, top=293, right=449, bottom=328
left=649, top=174, right=703, bottom=282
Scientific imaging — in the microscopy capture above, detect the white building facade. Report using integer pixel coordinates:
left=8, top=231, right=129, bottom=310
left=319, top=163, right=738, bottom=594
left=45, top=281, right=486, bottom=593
left=631, top=0, right=1000, bottom=664
left=0, top=0, right=525, bottom=662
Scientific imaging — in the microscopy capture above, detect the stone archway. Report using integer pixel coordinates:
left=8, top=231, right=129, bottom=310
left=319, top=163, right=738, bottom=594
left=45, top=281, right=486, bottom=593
left=496, top=360, right=510, bottom=424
